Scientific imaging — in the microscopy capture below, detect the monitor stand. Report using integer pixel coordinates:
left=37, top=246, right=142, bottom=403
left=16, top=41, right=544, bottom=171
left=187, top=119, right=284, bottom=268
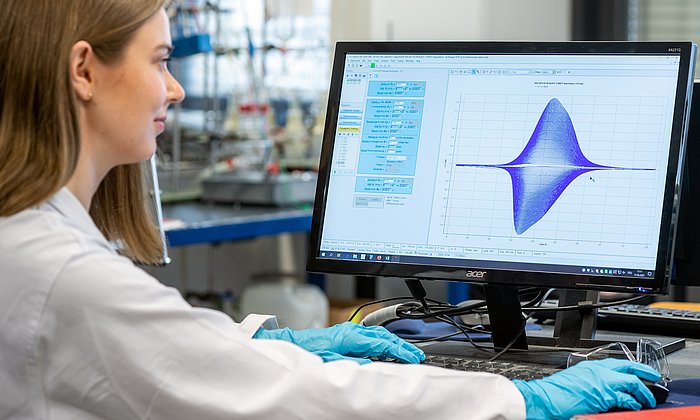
left=485, top=285, right=686, bottom=356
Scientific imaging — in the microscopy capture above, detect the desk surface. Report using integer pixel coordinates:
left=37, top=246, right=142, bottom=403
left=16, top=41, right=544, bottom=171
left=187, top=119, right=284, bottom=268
left=163, top=201, right=313, bottom=247
left=667, top=338, right=700, bottom=380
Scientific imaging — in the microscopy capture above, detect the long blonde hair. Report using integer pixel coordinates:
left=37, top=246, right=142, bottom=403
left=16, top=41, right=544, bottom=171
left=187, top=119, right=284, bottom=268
left=0, top=0, right=167, bottom=265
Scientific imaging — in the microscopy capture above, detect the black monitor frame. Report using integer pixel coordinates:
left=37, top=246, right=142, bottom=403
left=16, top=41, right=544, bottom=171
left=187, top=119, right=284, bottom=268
left=673, top=80, right=700, bottom=288
left=307, top=42, right=695, bottom=352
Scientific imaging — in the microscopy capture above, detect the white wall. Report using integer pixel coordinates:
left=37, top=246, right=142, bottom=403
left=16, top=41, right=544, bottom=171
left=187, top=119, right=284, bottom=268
left=331, top=0, right=571, bottom=42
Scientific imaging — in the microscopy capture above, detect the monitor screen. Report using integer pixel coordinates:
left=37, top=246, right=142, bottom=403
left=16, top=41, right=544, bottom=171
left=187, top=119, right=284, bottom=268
left=307, top=42, right=696, bottom=295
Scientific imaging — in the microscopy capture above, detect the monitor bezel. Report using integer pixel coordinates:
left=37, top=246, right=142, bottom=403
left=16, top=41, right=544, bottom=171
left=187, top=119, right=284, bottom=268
left=307, top=41, right=696, bottom=294
left=673, top=80, right=700, bottom=287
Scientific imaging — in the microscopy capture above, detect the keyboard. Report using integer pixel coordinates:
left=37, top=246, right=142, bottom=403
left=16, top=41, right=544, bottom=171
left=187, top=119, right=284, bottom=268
left=597, top=304, right=700, bottom=338
left=422, top=354, right=561, bottom=380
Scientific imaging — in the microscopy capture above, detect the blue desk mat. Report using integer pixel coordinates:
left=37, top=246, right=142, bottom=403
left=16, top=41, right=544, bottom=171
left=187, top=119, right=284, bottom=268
left=384, top=318, right=541, bottom=342
left=662, top=379, right=700, bottom=408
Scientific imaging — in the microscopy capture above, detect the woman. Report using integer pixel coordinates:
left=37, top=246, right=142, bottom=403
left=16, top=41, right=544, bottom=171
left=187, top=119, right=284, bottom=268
left=0, top=1, right=662, bottom=419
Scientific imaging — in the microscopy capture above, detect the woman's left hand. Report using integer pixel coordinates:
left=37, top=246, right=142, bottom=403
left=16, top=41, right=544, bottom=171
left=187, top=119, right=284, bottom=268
left=254, top=322, right=425, bottom=364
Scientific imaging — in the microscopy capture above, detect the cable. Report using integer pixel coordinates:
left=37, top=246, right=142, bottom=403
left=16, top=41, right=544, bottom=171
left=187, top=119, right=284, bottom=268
left=486, top=289, right=555, bottom=360
left=435, top=314, right=494, bottom=354
left=488, top=313, right=533, bottom=362
left=392, top=314, right=493, bottom=352
left=351, top=288, right=652, bottom=362
left=488, top=293, right=650, bottom=361
left=354, top=294, right=493, bottom=352
left=405, top=330, right=464, bottom=344
left=345, top=296, right=416, bottom=323
left=346, top=296, right=458, bottom=323
left=485, top=289, right=554, bottom=361
left=405, top=279, right=431, bottom=314
left=521, top=294, right=648, bottom=313
left=520, top=288, right=549, bottom=308
left=395, top=299, right=488, bottom=319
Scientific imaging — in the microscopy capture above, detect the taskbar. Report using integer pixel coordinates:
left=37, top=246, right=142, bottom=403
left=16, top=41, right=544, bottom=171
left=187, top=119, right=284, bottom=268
left=317, top=250, right=655, bottom=279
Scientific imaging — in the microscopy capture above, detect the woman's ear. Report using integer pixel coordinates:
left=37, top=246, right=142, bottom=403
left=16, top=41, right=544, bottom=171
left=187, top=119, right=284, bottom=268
left=69, top=40, right=95, bottom=102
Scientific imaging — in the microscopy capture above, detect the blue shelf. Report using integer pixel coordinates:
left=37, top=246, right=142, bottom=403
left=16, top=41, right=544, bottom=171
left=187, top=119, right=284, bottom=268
left=162, top=201, right=313, bottom=247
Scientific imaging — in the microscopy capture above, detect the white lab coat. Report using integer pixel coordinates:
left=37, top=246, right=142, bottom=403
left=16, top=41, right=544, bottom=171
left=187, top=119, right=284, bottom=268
left=0, top=188, right=526, bottom=419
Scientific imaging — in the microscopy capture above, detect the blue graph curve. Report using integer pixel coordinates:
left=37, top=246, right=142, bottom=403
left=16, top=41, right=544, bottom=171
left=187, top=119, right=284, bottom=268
left=456, top=98, right=653, bottom=234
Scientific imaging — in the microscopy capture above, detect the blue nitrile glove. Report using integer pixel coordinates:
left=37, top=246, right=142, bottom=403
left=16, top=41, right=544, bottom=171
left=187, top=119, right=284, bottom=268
left=253, top=322, right=425, bottom=365
left=512, top=358, right=661, bottom=420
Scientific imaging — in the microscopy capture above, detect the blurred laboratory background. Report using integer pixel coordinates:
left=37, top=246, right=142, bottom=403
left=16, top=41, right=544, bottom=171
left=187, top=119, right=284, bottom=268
left=145, top=0, right=700, bottom=329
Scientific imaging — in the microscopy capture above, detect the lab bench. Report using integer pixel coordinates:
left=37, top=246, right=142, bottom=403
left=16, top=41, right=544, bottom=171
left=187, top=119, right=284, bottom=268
left=162, top=201, right=313, bottom=247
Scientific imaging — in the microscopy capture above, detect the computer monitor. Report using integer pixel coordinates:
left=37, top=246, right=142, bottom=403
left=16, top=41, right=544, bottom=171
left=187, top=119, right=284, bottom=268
left=673, top=80, right=700, bottom=288
left=307, top=42, right=696, bottom=351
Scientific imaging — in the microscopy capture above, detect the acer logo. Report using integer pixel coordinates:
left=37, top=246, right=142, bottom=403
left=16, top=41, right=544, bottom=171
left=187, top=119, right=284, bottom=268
left=465, top=270, right=487, bottom=278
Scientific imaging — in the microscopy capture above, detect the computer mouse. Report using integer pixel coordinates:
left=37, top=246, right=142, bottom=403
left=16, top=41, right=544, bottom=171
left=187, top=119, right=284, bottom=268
left=642, top=379, right=669, bottom=405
